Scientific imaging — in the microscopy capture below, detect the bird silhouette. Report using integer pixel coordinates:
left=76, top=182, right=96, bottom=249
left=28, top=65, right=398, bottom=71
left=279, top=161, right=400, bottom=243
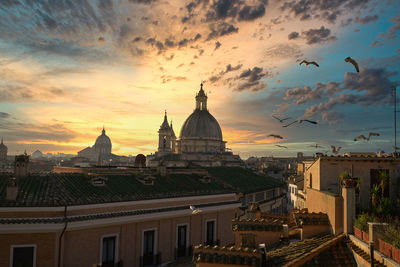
left=354, top=134, right=367, bottom=141
left=299, top=60, right=319, bottom=67
left=331, top=145, right=341, bottom=155
left=299, top=119, right=318, bottom=125
left=190, top=205, right=202, bottom=215
left=283, top=120, right=298, bottom=127
left=368, top=132, right=380, bottom=140
left=344, top=57, right=359, bottom=72
left=354, top=132, right=380, bottom=141
left=272, top=115, right=290, bottom=123
left=268, top=134, right=283, bottom=139
left=310, top=144, right=324, bottom=148
left=275, top=144, right=288, bottom=149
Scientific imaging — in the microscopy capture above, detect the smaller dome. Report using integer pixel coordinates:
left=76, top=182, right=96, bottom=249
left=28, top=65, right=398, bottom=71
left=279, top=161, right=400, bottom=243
left=135, top=154, right=146, bottom=166
left=95, top=128, right=111, bottom=147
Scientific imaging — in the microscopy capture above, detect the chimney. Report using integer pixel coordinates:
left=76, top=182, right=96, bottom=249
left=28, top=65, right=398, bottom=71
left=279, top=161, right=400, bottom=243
left=14, top=154, right=29, bottom=177
left=6, top=177, right=18, bottom=201
left=342, top=178, right=356, bottom=234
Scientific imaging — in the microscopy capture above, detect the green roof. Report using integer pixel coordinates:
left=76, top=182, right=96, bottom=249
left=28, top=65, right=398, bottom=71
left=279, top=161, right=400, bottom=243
left=0, top=167, right=282, bottom=207
left=207, top=167, right=283, bottom=194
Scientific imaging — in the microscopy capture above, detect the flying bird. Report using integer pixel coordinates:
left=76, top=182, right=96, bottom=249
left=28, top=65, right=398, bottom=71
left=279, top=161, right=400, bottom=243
left=331, top=145, right=342, bottom=155
left=272, top=115, right=291, bottom=123
left=190, top=205, right=202, bottom=215
left=354, top=132, right=380, bottom=141
left=368, top=132, right=380, bottom=140
left=299, top=119, right=318, bottom=125
left=275, top=144, right=288, bottom=149
left=299, top=60, right=319, bottom=67
left=310, top=144, right=324, bottom=149
left=283, top=120, right=298, bottom=127
left=354, top=134, right=367, bottom=141
left=268, top=134, right=283, bottom=139
left=344, top=57, right=359, bottom=73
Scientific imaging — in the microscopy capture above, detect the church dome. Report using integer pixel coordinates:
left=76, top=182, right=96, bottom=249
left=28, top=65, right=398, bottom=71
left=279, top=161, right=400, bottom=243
left=94, top=128, right=112, bottom=154
left=180, top=109, right=223, bottom=141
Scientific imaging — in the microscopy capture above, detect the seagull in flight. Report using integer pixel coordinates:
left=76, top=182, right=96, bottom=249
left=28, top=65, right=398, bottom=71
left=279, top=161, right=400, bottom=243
left=272, top=115, right=291, bottom=123
left=331, top=145, right=341, bottom=155
left=354, top=134, right=367, bottom=141
left=275, top=144, right=288, bottom=149
left=300, top=60, right=319, bottom=67
left=283, top=120, right=298, bottom=127
left=190, top=205, right=202, bottom=215
left=299, top=119, right=318, bottom=125
left=268, top=134, right=283, bottom=139
left=354, top=132, right=380, bottom=141
left=310, top=144, right=324, bottom=149
left=345, top=57, right=359, bottom=73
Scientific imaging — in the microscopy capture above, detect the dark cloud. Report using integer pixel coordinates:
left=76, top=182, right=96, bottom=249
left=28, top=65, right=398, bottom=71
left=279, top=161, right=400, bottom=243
left=132, top=37, right=142, bottom=42
left=98, top=36, right=106, bottom=42
left=302, top=26, right=337, bottom=45
left=215, top=41, right=221, bottom=50
left=354, top=15, right=379, bottom=24
left=207, top=22, right=239, bottom=40
left=238, top=4, right=266, bottom=21
left=207, top=63, right=243, bottom=83
left=205, top=0, right=240, bottom=21
left=281, top=0, right=372, bottom=23
left=0, top=120, right=78, bottom=143
left=234, top=67, right=268, bottom=92
left=284, top=67, right=398, bottom=119
left=288, top=31, right=299, bottom=40
left=0, top=112, right=11, bottom=119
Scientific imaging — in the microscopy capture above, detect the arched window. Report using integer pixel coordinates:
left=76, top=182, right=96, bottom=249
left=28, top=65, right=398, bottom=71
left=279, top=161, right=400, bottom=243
left=163, top=136, right=167, bottom=148
left=309, top=173, right=312, bottom=188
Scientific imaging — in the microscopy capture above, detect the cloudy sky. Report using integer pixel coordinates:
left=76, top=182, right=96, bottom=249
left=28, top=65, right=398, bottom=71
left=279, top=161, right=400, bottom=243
left=0, top=0, right=399, bottom=158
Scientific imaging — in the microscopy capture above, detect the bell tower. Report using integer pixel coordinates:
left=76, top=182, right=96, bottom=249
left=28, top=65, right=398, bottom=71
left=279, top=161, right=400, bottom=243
left=195, top=83, right=207, bottom=110
left=158, top=111, right=175, bottom=154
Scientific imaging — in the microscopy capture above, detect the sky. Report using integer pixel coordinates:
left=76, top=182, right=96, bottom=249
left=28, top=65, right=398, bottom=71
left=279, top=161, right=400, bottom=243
left=0, top=0, right=399, bottom=158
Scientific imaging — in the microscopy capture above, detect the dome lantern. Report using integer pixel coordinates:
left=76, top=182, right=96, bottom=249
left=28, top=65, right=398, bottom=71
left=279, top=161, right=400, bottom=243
left=195, top=83, right=208, bottom=110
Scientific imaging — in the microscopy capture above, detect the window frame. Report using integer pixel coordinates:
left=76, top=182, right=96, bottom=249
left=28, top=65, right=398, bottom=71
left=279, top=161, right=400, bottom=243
left=10, top=244, right=37, bottom=267
left=100, top=233, right=119, bottom=265
left=141, top=227, right=158, bottom=257
left=205, top=219, right=217, bottom=245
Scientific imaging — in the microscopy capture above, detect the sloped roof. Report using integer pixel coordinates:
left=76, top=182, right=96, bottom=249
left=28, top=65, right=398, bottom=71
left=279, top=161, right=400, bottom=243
left=0, top=167, right=282, bottom=207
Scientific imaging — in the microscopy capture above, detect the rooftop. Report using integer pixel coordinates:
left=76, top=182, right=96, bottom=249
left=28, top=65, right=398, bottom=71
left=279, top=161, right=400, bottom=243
left=0, top=167, right=282, bottom=207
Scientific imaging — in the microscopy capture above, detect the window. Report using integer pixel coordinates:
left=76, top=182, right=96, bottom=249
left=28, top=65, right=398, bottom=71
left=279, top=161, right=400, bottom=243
left=309, top=174, right=312, bottom=188
left=143, top=229, right=156, bottom=266
left=11, top=245, right=36, bottom=267
left=177, top=224, right=188, bottom=258
left=101, top=235, right=116, bottom=267
left=206, top=220, right=216, bottom=245
left=255, top=192, right=264, bottom=202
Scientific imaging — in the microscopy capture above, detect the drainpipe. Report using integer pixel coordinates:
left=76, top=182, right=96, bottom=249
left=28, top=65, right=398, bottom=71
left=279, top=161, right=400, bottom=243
left=58, top=205, right=68, bottom=267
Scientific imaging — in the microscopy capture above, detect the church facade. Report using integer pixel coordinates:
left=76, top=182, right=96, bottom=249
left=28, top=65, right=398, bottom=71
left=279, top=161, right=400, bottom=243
left=0, top=139, right=7, bottom=162
left=148, top=83, right=242, bottom=167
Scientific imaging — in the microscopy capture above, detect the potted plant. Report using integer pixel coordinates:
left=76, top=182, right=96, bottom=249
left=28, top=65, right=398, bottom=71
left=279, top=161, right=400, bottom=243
left=340, top=171, right=356, bottom=187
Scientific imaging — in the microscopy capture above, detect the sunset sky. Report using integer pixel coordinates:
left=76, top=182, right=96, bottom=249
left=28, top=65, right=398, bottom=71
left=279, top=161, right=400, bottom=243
left=0, top=0, right=399, bottom=158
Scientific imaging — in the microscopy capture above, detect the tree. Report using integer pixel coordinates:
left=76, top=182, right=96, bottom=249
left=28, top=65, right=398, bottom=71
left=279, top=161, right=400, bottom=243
left=378, top=170, right=388, bottom=198
left=371, top=184, right=380, bottom=209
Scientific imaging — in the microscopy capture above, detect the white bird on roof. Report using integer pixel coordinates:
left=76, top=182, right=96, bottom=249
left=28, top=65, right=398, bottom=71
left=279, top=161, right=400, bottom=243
left=190, top=205, right=202, bottom=215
